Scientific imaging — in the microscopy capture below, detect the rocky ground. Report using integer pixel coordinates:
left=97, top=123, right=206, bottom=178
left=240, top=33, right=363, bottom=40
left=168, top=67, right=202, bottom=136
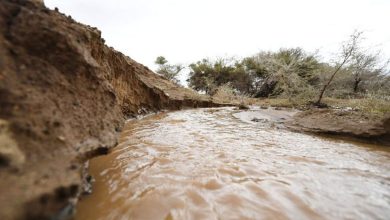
left=0, top=1, right=225, bottom=219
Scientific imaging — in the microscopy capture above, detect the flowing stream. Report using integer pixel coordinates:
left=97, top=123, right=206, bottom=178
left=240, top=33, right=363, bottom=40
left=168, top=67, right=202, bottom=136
left=74, top=107, right=390, bottom=220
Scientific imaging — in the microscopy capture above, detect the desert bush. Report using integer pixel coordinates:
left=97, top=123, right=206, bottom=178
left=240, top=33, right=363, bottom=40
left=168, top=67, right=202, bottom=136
left=188, top=58, right=252, bottom=95
left=323, top=97, right=390, bottom=115
left=245, top=48, right=321, bottom=98
left=166, top=31, right=390, bottom=106
left=212, top=83, right=238, bottom=103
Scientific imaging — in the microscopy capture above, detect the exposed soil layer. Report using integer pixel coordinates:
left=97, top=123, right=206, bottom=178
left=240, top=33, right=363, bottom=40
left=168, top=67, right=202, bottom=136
left=0, top=1, right=224, bottom=219
left=286, top=108, right=390, bottom=146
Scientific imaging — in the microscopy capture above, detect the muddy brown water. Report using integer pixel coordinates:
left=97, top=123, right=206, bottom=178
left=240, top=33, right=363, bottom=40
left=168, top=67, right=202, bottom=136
left=74, top=107, right=390, bottom=220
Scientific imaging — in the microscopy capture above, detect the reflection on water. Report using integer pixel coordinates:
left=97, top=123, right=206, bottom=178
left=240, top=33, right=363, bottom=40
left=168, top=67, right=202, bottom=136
left=75, top=107, right=390, bottom=220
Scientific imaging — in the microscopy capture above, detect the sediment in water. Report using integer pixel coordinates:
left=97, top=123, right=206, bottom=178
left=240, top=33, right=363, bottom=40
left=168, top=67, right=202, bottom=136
left=74, top=108, right=390, bottom=220
left=0, top=1, right=224, bottom=219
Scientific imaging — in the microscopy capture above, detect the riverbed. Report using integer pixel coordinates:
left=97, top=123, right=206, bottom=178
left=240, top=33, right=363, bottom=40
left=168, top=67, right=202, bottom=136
left=74, top=107, right=390, bottom=220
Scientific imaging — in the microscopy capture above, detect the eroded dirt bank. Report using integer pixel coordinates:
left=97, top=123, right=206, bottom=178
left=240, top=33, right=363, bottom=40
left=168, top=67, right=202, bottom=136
left=286, top=108, right=390, bottom=146
left=0, top=1, right=223, bottom=219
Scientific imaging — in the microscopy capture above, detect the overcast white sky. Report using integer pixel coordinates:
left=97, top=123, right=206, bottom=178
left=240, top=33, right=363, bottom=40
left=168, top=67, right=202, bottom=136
left=45, top=0, right=390, bottom=75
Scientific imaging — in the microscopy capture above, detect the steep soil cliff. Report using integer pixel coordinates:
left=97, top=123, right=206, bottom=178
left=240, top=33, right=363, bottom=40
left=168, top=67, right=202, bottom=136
left=0, top=1, right=219, bottom=219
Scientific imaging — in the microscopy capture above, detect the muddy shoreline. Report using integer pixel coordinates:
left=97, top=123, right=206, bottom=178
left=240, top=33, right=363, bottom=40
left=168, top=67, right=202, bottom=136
left=286, top=108, right=390, bottom=147
left=0, top=1, right=388, bottom=220
left=232, top=106, right=390, bottom=146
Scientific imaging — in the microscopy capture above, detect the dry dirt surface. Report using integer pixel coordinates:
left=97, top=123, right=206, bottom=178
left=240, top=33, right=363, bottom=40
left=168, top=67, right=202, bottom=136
left=286, top=108, right=390, bottom=146
left=0, top=1, right=224, bottom=219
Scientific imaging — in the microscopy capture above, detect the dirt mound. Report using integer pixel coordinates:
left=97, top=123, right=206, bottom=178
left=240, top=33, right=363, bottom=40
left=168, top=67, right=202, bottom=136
left=286, top=108, right=390, bottom=145
left=0, top=1, right=222, bottom=219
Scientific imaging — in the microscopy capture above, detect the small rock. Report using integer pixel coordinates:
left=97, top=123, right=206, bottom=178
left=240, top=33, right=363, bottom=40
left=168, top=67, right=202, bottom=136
left=251, top=118, right=268, bottom=123
left=238, top=104, right=249, bottom=110
left=336, top=111, right=348, bottom=116
left=53, top=121, right=61, bottom=127
left=0, top=119, right=25, bottom=168
left=57, top=136, right=66, bottom=142
left=86, top=175, right=94, bottom=183
left=69, top=164, right=78, bottom=170
left=72, top=101, right=80, bottom=106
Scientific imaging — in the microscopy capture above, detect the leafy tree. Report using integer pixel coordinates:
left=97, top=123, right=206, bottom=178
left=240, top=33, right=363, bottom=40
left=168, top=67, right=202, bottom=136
left=315, top=31, right=362, bottom=105
left=187, top=58, right=251, bottom=95
left=187, top=59, right=216, bottom=94
left=184, top=35, right=389, bottom=102
left=245, top=48, right=320, bottom=98
left=155, top=56, right=168, bottom=65
left=349, top=50, right=387, bottom=93
left=154, top=56, right=184, bottom=83
left=187, top=49, right=321, bottom=98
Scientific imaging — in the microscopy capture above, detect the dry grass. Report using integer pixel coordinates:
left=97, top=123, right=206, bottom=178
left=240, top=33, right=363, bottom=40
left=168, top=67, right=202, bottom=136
left=322, top=97, right=390, bottom=116
left=251, top=97, right=390, bottom=116
left=213, top=93, right=389, bottom=117
left=212, top=85, right=236, bottom=103
left=209, top=85, right=390, bottom=116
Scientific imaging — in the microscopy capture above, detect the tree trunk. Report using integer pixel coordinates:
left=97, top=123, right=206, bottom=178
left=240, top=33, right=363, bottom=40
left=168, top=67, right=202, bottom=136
left=315, top=62, right=345, bottom=105
left=353, top=77, right=361, bottom=93
left=315, top=31, right=361, bottom=105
